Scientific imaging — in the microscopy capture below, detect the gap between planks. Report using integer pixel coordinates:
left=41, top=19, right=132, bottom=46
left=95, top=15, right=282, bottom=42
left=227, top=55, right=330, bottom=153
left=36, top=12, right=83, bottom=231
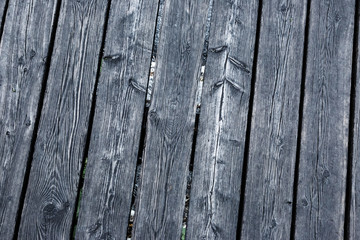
left=235, top=0, right=263, bottom=238
left=290, top=0, right=312, bottom=239
left=344, top=0, right=359, bottom=238
left=69, top=0, right=113, bottom=238
left=125, top=0, right=164, bottom=239
left=12, top=0, right=63, bottom=238
left=182, top=0, right=214, bottom=238
left=0, top=0, right=10, bottom=42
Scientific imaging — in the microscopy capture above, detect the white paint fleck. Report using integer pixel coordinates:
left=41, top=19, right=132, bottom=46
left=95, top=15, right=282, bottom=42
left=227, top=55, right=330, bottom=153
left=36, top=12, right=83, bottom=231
left=146, top=58, right=156, bottom=106
left=195, top=65, right=206, bottom=112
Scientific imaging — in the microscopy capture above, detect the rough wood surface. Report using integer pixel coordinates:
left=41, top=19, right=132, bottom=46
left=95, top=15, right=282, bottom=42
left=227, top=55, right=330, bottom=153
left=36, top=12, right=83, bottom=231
left=132, top=0, right=211, bottom=238
left=185, top=0, right=259, bottom=239
left=241, top=0, right=307, bottom=239
left=295, top=0, right=354, bottom=239
left=350, top=6, right=360, bottom=240
left=1, top=0, right=359, bottom=238
left=0, top=0, right=58, bottom=238
left=17, top=0, right=108, bottom=239
left=75, top=0, right=160, bottom=239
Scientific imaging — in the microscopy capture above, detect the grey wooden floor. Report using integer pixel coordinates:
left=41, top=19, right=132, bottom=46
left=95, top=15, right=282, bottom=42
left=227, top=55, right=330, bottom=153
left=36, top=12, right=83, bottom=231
left=0, top=0, right=359, bottom=239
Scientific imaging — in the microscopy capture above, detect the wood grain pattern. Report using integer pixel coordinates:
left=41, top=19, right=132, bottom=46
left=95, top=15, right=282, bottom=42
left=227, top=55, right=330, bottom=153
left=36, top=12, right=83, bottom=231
left=349, top=5, right=360, bottom=240
left=0, top=0, right=59, bottom=238
left=17, top=0, right=108, bottom=238
left=241, top=0, right=307, bottom=239
left=75, top=0, right=160, bottom=239
left=185, top=0, right=259, bottom=239
left=295, top=0, right=354, bottom=239
left=132, top=0, right=211, bottom=238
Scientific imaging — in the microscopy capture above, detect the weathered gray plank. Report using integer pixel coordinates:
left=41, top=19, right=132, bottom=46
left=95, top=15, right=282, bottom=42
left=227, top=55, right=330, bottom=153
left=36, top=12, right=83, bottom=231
left=75, top=0, right=160, bottom=238
left=241, top=0, right=307, bottom=239
left=17, top=0, right=108, bottom=238
left=185, top=0, right=259, bottom=239
left=349, top=5, right=360, bottom=240
left=0, top=0, right=59, bottom=237
left=295, top=0, right=354, bottom=239
left=132, top=0, right=211, bottom=238
left=0, top=0, right=8, bottom=36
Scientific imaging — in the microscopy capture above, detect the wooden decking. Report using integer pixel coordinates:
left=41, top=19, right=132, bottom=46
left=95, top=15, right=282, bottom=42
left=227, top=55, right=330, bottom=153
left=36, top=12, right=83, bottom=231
left=0, top=0, right=359, bottom=239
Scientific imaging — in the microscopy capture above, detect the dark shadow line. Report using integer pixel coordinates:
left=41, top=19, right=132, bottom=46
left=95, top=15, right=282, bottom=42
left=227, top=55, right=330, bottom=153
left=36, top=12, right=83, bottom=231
left=182, top=110, right=200, bottom=239
left=12, top=0, right=63, bottom=239
left=236, top=0, right=263, bottom=239
left=0, top=0, right=10, bottom=43
left=181, top=4, right=215, bottom=240
left=182, top=1, right=214, bottom=239
left=69, top=0, right=112, bottom=239
left=125, top=1, right=164, bottom=238
left=289, top=0, right=311, bottom=239
left=344, top=0, right=359, bottom=239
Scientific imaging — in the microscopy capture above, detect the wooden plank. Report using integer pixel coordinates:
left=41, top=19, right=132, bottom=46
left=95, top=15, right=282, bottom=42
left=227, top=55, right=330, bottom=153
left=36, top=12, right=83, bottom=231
left=349, top=4, right=359, bottom=240
left=295, top=0, right=354, bottom=239
left=17, top=0, right=108, bottom=238
left=0, top=0, right=59, bottom=237
left=75, top=0, right=160, bottom=239
left=185, top=0, right=259, bottom=239
left=132, top=0, right=211, bottom=238
left=240, top=0, right=308, bottom=239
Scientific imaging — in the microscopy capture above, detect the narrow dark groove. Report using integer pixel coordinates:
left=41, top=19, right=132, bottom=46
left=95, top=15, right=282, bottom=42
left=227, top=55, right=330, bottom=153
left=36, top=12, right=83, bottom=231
left=126, top=1, right=165, bottom=238
left=12, top=0, right=63, bottom=239
left=126, top=105, right=149, bottom=238
left=200, top=0, right=214, bottom=66
left=69, top=0, right=112, bottom=238
left=188, top=115, right=200, bottom=186
left=181, top=113, right=200, bottom=239
left=182, top=1, right=214, bottom=239
left=344, top=1, right=359, bottom=239
left=289, top=0, right=311, bottom=239
left=0, top=0, right=10, bottom=43
left=236, top=0, right=263, bottom=238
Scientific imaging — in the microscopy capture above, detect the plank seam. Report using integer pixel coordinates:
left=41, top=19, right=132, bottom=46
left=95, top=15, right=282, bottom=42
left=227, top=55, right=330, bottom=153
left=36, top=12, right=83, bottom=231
left=12, top=0, right=63, bottom=239
left=236, top=0, right=263, bottom=238
left=289, top=0, right=311, bottom=239
left=0, top=0, right=10, bottom=43
left=181, top=113, right=200, bottom=237
left=125, top=1, right=165, bottom=238
left=344, top=0, right=359, bottom=238
left=69, top=0, right=113, bottom=238
left=181, top=2, right=214, bottom=238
